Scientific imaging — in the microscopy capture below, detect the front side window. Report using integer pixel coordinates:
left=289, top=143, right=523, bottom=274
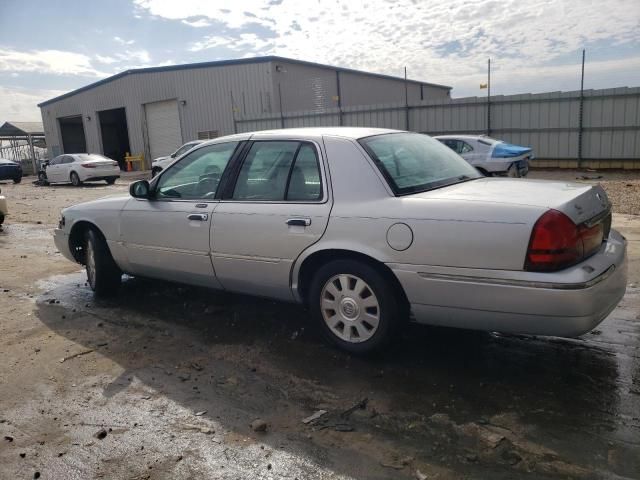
left=173, top=142, right=198, bottom=158
left=360, top=133, right=481, bottom=195
left=156, top=142, right=238, bottom=200
left=232, top=141, right=322, bottom=201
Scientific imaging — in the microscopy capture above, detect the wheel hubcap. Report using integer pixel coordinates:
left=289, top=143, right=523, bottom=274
left=320, top=274, right=380, bottom=343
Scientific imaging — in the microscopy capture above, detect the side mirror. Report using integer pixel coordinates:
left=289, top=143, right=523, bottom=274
left=130, top=180, right=151, bottom=199
left=170, top=153, right=176, bottom=158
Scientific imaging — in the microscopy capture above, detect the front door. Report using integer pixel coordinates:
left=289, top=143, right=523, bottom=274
left=212, top=139, right=331, bottom=301
left=46, top=155, right=66, bottom=182
left=119, top=141, right=239, bottom=287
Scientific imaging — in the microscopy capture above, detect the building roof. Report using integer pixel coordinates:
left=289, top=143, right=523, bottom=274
left=38, top=55, right=451, bottom=108
left=0, top=121, right=44, bottom=136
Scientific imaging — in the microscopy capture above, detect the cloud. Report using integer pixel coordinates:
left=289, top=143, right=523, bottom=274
left=0, top=48, right=106, bottom=77
left=190, top=33, right=273, bottom=53
left=95, top=54, right=118, bottom=64
left=134, top=0, right=640, bottom=95
left=0, top=86, right=66, bottom=122
left=113, top=36, right=135, bottom=45
left=181, top=17, right=212, bottom=28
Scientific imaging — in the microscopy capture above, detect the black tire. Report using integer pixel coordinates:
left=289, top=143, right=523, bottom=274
left=308, top=259, right=403, bottom=354
left=70, top=171, right=82, bottom=186
left=13, top=176, right=22, bottom=184
left=84, top=229, right=121, bottom=296
left=106, top=177, right=116, bottom=185
left=0, top=213, right=4, bottom=225
left=507, top=163, right=521, bottom=178
left=151, top=167, right=162, bottom=178
left=38, top=172, right=49, bottom=185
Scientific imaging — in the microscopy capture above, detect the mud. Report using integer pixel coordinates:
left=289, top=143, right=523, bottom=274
left=0, top=175, right=639, bottom=479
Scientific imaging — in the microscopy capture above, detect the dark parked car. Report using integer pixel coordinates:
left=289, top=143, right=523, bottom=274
left=0, top=158, right=22, bottom=183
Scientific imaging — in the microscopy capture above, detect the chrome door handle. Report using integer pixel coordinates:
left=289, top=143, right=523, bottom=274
left=287, top=218, right=311, bottom=227
left=188, top=213, right=208, bottom=221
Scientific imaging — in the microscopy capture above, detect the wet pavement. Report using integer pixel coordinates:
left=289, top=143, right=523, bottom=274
left=2, top=269, right=638, bottom=479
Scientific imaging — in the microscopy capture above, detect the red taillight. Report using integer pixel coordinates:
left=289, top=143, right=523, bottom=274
left=81, top=163, right=96, bottom=168
left=525, top=209, right=606, bottom=272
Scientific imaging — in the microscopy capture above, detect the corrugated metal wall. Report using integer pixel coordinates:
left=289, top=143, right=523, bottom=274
left=236, top=87, right=640, bottom=167
left=270, top=60, right=450, bottom=113
left=40, top=62, right=274, bottom=163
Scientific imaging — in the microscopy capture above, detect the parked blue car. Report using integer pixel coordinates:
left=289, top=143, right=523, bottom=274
left=0, top=158, right=22, bottom=183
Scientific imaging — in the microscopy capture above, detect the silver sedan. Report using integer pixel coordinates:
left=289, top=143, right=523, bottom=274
left=54, top=128, right=627, bottom=354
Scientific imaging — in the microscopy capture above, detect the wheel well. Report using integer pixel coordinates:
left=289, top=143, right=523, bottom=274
left=68, top=221, right=105, bottom=265
left=297, top=249, right=410, bottom=313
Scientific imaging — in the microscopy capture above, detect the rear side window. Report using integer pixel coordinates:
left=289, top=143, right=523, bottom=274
left=232, top=141, right=322, bottom=202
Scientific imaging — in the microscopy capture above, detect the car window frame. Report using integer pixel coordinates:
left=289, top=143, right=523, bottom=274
left=221, top=139, right=327, bottom=204
left=150, top=140, right=244, bottom=203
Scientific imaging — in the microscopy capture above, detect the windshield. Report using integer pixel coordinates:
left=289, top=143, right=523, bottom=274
left=359, top=133, right=482, bottom=195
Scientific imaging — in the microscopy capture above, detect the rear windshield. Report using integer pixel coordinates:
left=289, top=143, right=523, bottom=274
left=359, top=133, right=481, bottom=195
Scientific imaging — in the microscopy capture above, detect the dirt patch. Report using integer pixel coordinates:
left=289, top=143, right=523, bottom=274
left=0, top=173, right=639, bottom=479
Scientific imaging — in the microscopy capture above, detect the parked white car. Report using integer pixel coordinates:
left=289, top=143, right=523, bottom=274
left=435, top=135, right=532, bottom=177
left=151, top=140, right=204, bottom=177
left=44, top=154, right=120, bottom=186
left=54, top=128, right=627, bottom=354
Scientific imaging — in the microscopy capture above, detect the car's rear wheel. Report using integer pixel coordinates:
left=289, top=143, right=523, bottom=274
left=151, top=167, right=162, bottom=178
left=70, top=171, right=82, bottom=186
left=85, top=229, right=121, bottom=296
left=106, top=177, right=116, bottom=185
left=13, top=176, right=21, bottom=184
left=309, top=259, right=402, bottom=354
left=507, top=163, right=521, bottom=178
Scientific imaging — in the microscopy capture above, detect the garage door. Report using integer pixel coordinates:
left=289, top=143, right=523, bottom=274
left=145, top=100, right=182, bottom=160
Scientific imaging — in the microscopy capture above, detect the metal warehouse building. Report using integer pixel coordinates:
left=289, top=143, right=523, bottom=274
left=38, top=56, right=451, bottom=167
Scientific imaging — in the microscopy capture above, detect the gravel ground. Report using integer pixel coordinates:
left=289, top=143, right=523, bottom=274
left=528, top=169, right=640, bottom=215
left=0, top=172, right=638, bottom=479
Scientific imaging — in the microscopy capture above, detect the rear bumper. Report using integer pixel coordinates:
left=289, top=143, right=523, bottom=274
left=79, top=167, right=120, bottom=181
left=390, top=229, right=627, bottom=337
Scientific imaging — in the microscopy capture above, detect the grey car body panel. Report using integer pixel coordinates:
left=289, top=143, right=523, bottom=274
left=54, top=127, right=627, bottom=338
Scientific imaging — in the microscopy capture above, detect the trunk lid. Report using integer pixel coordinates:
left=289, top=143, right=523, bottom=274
left=416, top=178, right=610, bottom=224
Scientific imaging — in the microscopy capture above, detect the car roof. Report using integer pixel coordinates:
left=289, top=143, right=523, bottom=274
left=198, top=127, right=402, bottom=147
left=434, top=135, right=483, bottom=140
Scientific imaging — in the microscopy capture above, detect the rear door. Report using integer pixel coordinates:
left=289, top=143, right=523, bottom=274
left=211, top=139, right=331, bottom=300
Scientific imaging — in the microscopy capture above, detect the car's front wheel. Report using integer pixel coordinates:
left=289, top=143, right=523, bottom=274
left=309, top=259, right=403, bottom=354
left=85, top=229, right=121, bottom=296
left=70, top=171, right=82, bottom=186
left=13, top=176, right=21, bottom=184
left=38, top=172, right=48, bottom=185
left=106, top=177, right=116, bottom=185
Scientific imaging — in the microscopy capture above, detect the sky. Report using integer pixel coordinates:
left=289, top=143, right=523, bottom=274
left=1, top=0, right=639, bottom=122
